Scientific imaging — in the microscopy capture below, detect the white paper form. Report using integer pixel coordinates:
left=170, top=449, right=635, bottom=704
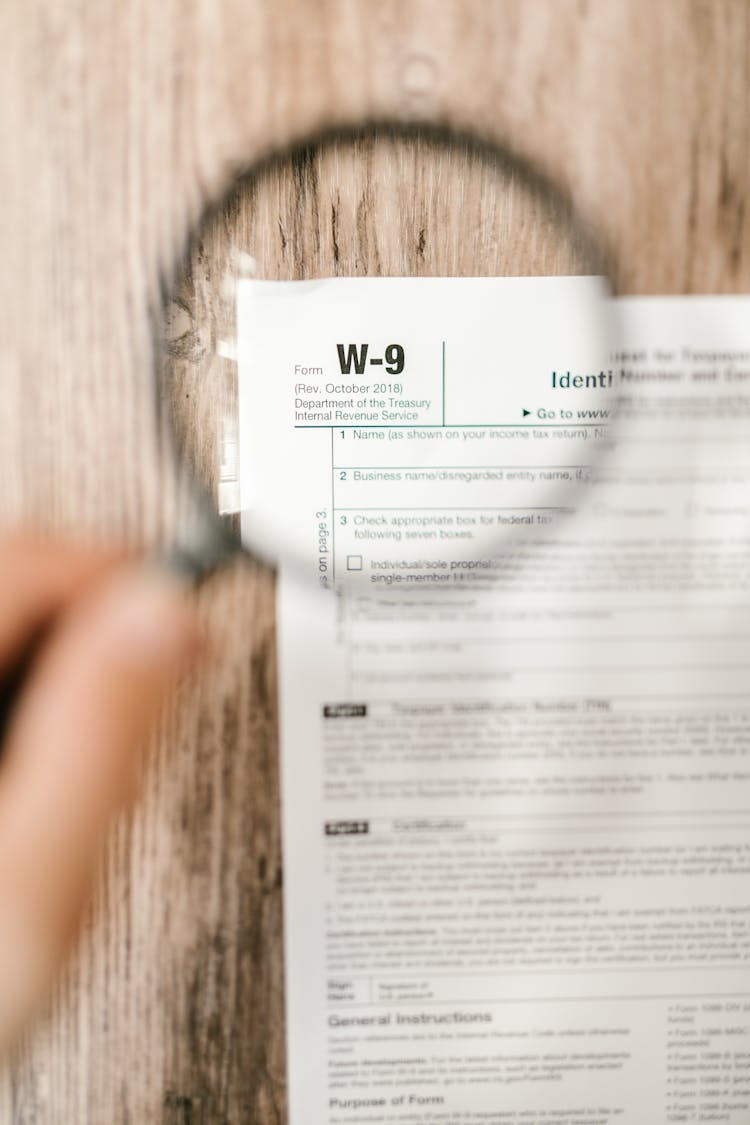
left=237, top=280, right=750, bottom=1125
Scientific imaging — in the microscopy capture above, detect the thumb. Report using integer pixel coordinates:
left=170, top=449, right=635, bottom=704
left=0, top=568, right=200, bottom=1045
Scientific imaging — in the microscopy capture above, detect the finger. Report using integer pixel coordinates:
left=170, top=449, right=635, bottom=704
left=0, top=534, right=125, bottom=673
left=0, top=567, right=201, bottom=1045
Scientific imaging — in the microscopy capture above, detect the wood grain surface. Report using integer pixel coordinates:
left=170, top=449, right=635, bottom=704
left=1, top=2, right=749, bottom=1122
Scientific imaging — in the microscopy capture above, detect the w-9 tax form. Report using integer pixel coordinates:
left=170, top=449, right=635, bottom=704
left=238, top=279, right=750, bottom=1125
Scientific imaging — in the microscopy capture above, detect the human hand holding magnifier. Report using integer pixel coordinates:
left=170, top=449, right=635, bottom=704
left=0, top=538, right=200, bottom=1048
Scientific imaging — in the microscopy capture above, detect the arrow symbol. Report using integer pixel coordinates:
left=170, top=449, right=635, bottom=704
left=522, top=408, right=532, bottom=418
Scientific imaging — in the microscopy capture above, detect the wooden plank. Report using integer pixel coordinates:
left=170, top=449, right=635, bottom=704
left=0, top=2, right=748, bottom=1121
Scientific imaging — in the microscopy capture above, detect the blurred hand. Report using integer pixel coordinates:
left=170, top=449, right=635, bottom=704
left=0, top=536, right=199, bottom=1049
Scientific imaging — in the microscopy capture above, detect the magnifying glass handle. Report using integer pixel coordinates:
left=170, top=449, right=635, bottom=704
left=161, top=488, right=246, bottom=586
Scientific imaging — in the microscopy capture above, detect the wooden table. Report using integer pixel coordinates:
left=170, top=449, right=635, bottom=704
left=1, top=2, right=748, bottom=1121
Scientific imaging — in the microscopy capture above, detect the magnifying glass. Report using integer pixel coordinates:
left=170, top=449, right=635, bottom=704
left=156, top=123, right=617, bottom=585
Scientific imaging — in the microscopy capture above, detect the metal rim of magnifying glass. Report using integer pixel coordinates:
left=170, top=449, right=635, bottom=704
left=153, top=119, right=618, bottom=584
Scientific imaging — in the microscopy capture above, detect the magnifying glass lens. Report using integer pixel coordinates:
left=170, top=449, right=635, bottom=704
left=158, top=127, right=615, bottom=583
